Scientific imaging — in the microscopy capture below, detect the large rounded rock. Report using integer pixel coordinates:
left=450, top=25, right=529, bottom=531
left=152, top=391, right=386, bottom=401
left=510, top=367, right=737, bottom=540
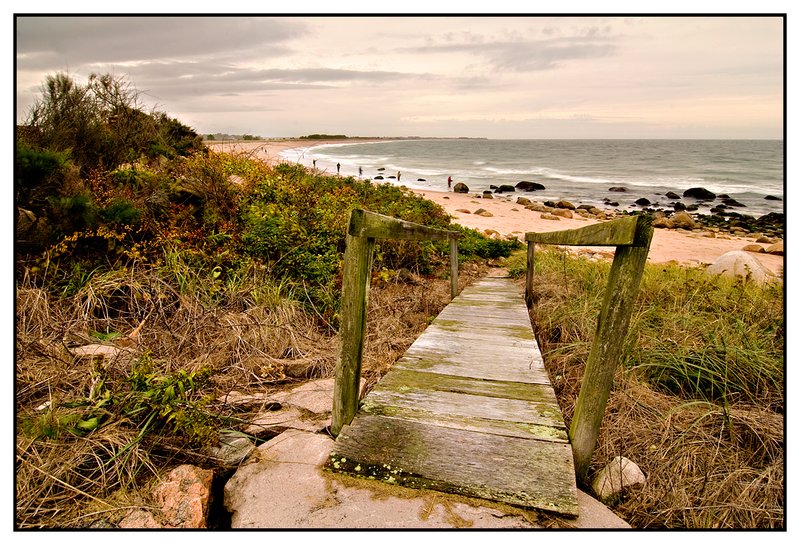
left=515, top=181, right=545, bottom=191
left=683, top=187, right=716, bottom=200
left=670, top=211, right=696, bottom=230
left=453, top=182, right=469, bottom=193
left=494, top=184, right=516, bottom=193
left=706, top=251, right=775, bottom=284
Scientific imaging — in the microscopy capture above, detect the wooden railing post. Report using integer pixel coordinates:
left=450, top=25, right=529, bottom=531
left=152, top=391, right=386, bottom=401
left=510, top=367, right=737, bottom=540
left=331, top=214, right=375, bottom=436
left=332, top=209, right=459, bottom=436
left=569, top=215, right=653, bottom=482
left=450, top=236, right=459, bottom=300
left=525, top=240, right=535, bottom=307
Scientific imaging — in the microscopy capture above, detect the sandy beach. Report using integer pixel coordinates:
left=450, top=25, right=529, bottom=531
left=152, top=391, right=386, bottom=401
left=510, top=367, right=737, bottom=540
left=211, top=140, right=784, bottom=276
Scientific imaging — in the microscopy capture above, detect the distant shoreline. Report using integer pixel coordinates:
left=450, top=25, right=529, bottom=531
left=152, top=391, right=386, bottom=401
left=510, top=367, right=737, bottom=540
left=209, top=139, right=783, bottom=276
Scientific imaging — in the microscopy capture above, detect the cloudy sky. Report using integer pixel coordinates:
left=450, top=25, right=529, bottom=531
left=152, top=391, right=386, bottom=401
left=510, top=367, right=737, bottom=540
left=15, top=14, right=785, bottom=139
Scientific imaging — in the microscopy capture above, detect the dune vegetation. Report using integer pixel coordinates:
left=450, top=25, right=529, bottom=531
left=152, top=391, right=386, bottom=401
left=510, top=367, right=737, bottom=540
left=14, top=73, right=519, bottom=528
left=506, top=248, right=784, bottom=528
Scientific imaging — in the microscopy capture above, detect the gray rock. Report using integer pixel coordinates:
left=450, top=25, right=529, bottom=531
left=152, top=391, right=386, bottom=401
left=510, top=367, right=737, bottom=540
left=591, top=456, right=646, bottom=503
left=202, top=432, right=256, bottom=467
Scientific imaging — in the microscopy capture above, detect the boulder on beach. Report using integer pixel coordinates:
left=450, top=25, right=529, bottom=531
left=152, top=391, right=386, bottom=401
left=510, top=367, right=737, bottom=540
left=764, top=195, right=782, bottom=201
left=515, top=181, right=546, bottom=191
left=453, top=182, right=469, bottom=193
left=742, top=244, right=765, bottom=254
left=482, top=191, right=494, bottom=199
left=474, top=208, right=493, bottom=217
left=608, top=187, right=628, bottom=192
left=706, top=251, right=775, bottom=284
left=670, top=211, right=696, bottom=230
left=635, top=198, right=651, bottom=206
left=556, top=200, right=576, bottom=210
left=665, top=191, right=681, bottom=200
left=683, top=187, right=716, bottom=200
left=494, top=184, right=516, bottom=193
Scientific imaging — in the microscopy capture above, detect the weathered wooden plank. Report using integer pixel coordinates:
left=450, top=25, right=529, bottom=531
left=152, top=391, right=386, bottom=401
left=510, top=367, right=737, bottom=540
left=525, top=215, right=638, bottom=246
left=392, top=354, right=551, bottom=385
left=362, top=386, right=568, bottom=437
left=359, top=401, right=568, bottom=442
left=326, top=415, right=579, bottom=516
left=349, top=208, right=458, bottom=241
left=377, top=368, right=557, bottom=403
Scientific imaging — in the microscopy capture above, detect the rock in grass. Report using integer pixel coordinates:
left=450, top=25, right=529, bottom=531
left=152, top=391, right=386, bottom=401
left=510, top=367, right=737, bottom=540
left=706, top=251, right=775, bottom=284
left=591, top=457, right=646, bottom=503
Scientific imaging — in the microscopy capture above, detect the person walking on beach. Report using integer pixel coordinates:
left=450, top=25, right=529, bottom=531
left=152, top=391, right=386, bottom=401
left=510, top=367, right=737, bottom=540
left=358, top=166, right=363, bottom=178
left=447, top=176, right=452, bottom=190
left=336, top=162, right=341, bottom=175
left=397, top=171, right=401, bottom=182
left=313, top=159, right=316, bottom=169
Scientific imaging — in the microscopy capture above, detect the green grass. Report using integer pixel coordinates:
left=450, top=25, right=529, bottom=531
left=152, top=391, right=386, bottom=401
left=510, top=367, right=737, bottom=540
left=510, top=247, right=784, bottom=411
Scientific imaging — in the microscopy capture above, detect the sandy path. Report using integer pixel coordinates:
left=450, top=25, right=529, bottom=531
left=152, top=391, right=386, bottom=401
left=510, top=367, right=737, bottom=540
left=210, top=139, right=784, bottom=276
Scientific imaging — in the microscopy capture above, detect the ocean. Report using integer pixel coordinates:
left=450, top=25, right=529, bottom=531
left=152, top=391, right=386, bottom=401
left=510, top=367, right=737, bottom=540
left=280, top=139, right=784, bottom=218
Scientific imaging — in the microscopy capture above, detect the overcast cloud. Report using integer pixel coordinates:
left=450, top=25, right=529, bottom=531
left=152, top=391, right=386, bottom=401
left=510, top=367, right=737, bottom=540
left=15, top=15, right=784, bottom=139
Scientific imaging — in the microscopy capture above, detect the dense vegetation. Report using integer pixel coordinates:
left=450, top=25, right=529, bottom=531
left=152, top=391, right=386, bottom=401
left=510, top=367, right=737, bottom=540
left=506, top=249, right=784, bottom=528
left=15, top=73, right=518, bottom=528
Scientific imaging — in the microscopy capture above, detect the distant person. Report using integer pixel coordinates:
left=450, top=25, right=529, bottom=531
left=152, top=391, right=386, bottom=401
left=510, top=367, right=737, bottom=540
left=397, top=171, right=401, bottom=181
left=313, top=159, right=317, bottom=168
left=359, top=166, right=363, bottom=178
left=337, top=162, right=341, bottom=175
left=448, top=176, right=452, bottom=190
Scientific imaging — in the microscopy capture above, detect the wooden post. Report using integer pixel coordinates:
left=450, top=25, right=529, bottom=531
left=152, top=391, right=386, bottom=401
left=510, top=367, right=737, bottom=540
left=525, top=241, right=535, bottom=307
left=450, top=236, right=459, bottom=300
left=331, top=209, right=460, bottom=436
left=569, top=215, right=653, bottom=482
left=331, top=227, right=375, bottom=437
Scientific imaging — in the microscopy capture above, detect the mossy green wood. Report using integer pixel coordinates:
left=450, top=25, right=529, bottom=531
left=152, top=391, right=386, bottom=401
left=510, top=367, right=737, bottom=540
left=524, top=215, right=638, bottom=246
left=331, top=230, right=375, bottom=436
left=567, top=215, right=654, bottom=482
left=349, top=208, right=459, bottom=241
left=329, top=415, right=579, bottom=516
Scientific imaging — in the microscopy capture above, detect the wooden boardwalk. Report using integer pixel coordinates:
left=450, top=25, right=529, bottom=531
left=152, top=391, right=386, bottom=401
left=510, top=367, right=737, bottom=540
left=325, top=275, right=578, bottom=517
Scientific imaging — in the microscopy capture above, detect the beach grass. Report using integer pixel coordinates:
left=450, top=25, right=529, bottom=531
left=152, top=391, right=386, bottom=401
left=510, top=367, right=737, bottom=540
left=506, top=247, right=784, bottom=527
